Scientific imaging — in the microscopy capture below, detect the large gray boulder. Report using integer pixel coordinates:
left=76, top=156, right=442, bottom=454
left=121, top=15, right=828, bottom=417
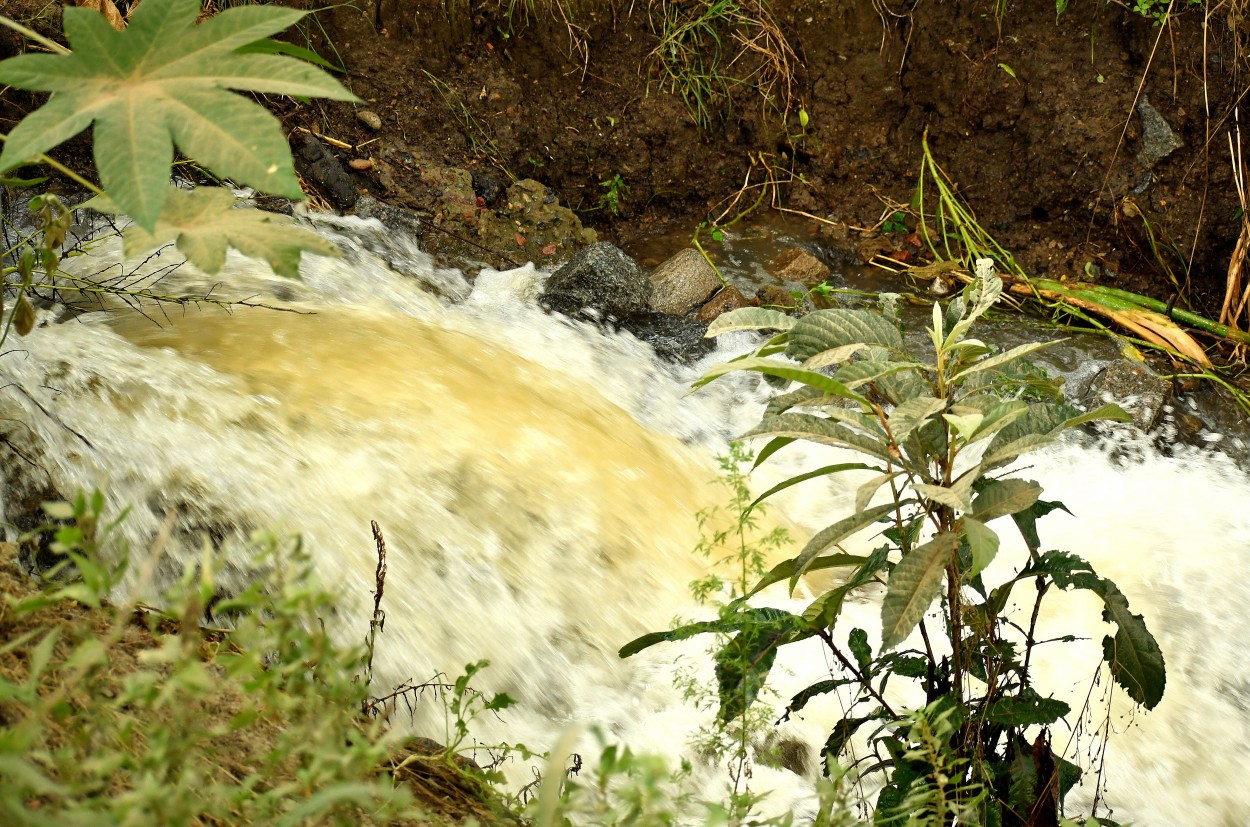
left=540, top=242, right=648, bottom=321
left=648, top=248, right=722, bottom=315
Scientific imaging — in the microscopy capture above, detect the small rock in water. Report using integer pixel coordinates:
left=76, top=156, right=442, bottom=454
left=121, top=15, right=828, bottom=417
left=755, top=284, right=797, bottom=311
left=648, top=248, right=722, bottom=315
left=696, top=284, right=749, bottom=323
left=772, top=247, right=831, bottom=283
left=540, top=242, right=648, bottom=321
left=621, top=312, right=714, bottom=364
left=357, top=109, right=383, bottom=131
left=1084, top=359, right=1172, bottom=431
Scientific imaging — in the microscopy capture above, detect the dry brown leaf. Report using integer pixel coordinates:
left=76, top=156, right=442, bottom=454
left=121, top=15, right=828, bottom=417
left=76, top=0, right=126, bottom=30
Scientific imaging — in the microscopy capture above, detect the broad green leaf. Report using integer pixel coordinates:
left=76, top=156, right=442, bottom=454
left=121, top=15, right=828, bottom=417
left=952, top=340, right=1060, bottom=381
left=103, top=187, right=338, bottom=277
left=788, top=503, right=898, bottom=593
left=747, top=462, right=876, bottom=513
left=1020, top=551, right=1165, bottom=709
left=786, top=309, right=904, bottom=361
left=855, top=470, right=902, bottom=513
left=913, top=481, right=972, bottom=512
left=876, top=363, right=933, bottom=406
left=744, top=413, right=897, bottom=464
left=964, top=399, right=1028, bottom=443
left=971, top=479, right=1042, bottom=522
left=705, top=306, right=796, bottom=335
left=752, top=436, right=794, bottom=468
left=1009, top=497, right=1071, bottom=553
left=848, top=627, right=872, bottom=671
left=694, top=357, right=869, bottom=404
left=801, top=546, right=890, bottom=627
left=961, top=516, right=999, bottom=578
left=1100, top=583, right=1166, bottom=709
left=715, top=609, right=810, bottom=721
left=981, top=402, right=1132, bottom=469
left=833, top=359, right=929, bottom=392
left=235, top=37, right=346, bottom=74
left=881, top=532, right=959, bottom=649
left=619, top=618, right=739, bottom=658
left=942, top=412, right=984, bottom=442
left=944, top=271, right=1002, bottom=346
left=888, top=396, right=945, bottom=444
left=0, top=0, right=358, bottom=230
left=749, top=552, right=872, bottom=598
left=802, top=342, right=869, bottom=369
left=787, top=677, right=858, bottom=714
left=766, top=384, right=832, bottom=416
left=822, top=714, right=880, bottom=761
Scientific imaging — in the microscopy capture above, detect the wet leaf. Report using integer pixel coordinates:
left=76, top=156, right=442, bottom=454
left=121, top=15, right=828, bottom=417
left=786, top=309, right=904, bottom=360
left=102, top=186, right=338, bottom=277
left=971, top=479, right=1042, bottom=522
left=981, top=693, right=1070, bottom=727
left=962, top=516, right=999, bottom=577
left=705, top=307, right=795, bottom=336
left=13, top=293, right=36, bottom=336
left=881, top=532, right=959, bottom=650
left=1100, top=584, right=1166, bottom=709
left=787, top=503, right=898, bottom=593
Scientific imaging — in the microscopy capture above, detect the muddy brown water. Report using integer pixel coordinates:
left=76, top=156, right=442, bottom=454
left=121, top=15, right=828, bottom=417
left=2, top=213, right=1250, bottom=822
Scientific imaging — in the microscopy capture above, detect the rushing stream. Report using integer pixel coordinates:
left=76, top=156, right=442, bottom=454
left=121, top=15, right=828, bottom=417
left=2, top=215, right=1248, bottom=824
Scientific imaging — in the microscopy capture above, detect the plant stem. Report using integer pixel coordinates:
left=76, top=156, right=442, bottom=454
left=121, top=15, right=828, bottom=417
left=0, top=14, right=70, bottom=55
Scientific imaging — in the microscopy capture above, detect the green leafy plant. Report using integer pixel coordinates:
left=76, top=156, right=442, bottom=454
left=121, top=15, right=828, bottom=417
left=0, top=496, right=429, bottom=824
left=622, top=260, right=1165, bottom=824
left=594, top=173, right=629, bottom=216
left=647, top=0, right=796, bottom=132
left=881, top=210, right=908, bottom=235
left=0, top=0, right=353, bottom=275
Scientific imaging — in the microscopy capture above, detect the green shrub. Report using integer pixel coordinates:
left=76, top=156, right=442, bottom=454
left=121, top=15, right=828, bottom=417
left=622, top=260, right=1165, bottom=825
left=0, top=494, right=428, bottom=825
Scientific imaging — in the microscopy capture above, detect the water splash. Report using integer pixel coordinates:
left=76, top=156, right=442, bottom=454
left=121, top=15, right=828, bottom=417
left=1, top=230, right=1247, bottom=823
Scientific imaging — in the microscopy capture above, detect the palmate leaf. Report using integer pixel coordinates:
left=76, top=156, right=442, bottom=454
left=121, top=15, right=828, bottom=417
left=0, top=0, right=358, bottom=230
left=97, top=187, right=338, bottom=277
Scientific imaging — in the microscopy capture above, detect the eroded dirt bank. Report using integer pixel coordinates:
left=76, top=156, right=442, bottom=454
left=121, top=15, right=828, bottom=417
left=2, top=1, right=1246, bottom=315
left=293, top=0, right=1245, bottom=311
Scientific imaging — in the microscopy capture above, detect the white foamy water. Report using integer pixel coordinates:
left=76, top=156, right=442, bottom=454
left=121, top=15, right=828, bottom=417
left=1, top=224, right=1247, bottom=823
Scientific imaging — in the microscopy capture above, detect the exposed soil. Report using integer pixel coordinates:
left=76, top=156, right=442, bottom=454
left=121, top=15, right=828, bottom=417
left=290, top=0, right=1247, bottom=313
left=2, top=1, right=1247, bottom=316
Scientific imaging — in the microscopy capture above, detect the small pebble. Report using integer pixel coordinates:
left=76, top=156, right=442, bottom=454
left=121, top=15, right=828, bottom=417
left=357, top=109, right=383, bottom=131
left=348, top=158, right=374, bottom=170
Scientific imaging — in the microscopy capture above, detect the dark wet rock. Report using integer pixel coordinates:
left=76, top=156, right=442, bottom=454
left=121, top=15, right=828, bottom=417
left=540, top=242, right=647, bottom=321
left=755, top=284, right=797, bottom=312
left=773, top=247, right=832, bottom=283
left=1137, top=95, right=1183, bottom=171
left=293, top=134, right=358, bottom=210
left=696, top=284, right=750, bottom=323
left=621, top=312, right=714, bottom=364
left=648, top=248, right=721, bottom=315
left=471, top=170, right=505, bottom=206
left=1083, top=359, right=1172, bottom=431
left=353, top=194, right=425, bottom=240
